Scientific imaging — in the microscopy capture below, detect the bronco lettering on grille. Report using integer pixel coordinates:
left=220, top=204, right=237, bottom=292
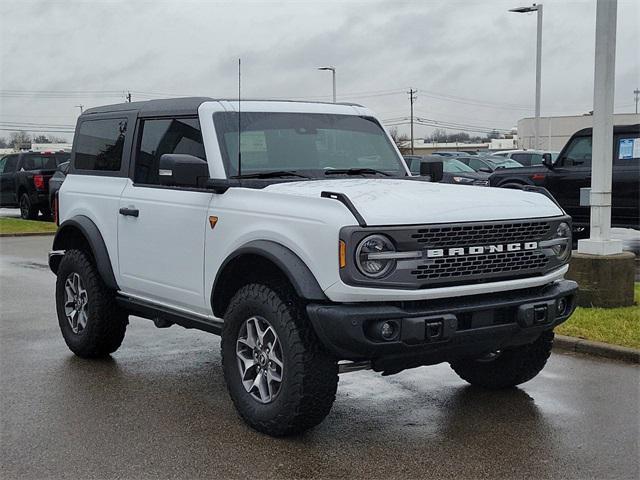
left=426, top=241, right=538, bottom=258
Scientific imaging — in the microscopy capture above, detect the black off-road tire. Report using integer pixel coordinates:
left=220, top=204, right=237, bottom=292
left=221, top=283, right=338, bottom=436
left=55, top=249, right=128, bottom=358
left=450, top=330, right=554, bottom=389
left=19, top=193, right=38, bottom=220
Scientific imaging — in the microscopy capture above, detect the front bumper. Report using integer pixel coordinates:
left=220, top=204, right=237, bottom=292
left=307, top=280, right=577, bottom=373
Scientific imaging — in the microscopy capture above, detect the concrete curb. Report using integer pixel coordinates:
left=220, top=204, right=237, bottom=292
left=554, top=334, right=640, bottom=364
left=0, top=232, right=56, bottom=238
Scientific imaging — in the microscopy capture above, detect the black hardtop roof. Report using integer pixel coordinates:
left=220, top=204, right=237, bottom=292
left=81, top=97, right=364, bottom=117
left=572, top=124, right=640, bottom=137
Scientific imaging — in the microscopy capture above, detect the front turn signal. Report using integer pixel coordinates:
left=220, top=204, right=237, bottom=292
left=339, top=240, right=346, bottom=268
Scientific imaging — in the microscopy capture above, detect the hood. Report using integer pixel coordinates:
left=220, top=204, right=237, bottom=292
left=263, top=178, right=563, bottom=226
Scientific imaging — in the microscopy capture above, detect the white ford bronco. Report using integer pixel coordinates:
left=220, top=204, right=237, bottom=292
left=49, top=98, right=577, bottom=436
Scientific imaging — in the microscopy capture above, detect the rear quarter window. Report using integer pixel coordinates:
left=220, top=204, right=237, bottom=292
left=74, top=118, right=127, bottom=171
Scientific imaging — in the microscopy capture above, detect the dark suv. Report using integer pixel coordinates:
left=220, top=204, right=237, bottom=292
left=489, top=125, right=640, bottom=230
left=0, top=151, right=70, bottom=219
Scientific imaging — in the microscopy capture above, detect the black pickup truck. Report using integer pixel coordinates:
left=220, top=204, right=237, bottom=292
left=489, top=124, right=640, bottom=231
left=0, top=151, right=70, bottom=219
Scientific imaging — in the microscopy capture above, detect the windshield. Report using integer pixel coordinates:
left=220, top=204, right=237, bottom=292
left=213, top=112, right=406, bottom=178
left=443, top=158, right=475, bottom=173
left=21, top=153, right=70, bottom=170
left=488, top=158, right=523, bottom=169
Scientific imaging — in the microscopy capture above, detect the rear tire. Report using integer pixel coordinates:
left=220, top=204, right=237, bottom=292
left=221, top=283, right=338, bottom=436
left=450, top=330, right=554, bottom=389
left=55, top=249, right=128, bottom=358
left=19, top=193, right=38, bottom=220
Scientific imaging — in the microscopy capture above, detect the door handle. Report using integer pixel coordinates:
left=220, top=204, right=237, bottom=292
left=119, top=207, right=139, bottom=217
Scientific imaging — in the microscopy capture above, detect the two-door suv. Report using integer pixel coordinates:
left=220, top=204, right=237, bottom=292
left=50, top=98, right=577, bottom=436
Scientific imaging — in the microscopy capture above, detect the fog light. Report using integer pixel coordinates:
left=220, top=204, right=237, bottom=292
left=380, top=321, right=396, bottom=340
left=557, top=297, right=568, bottom=315
left=366, top=320, right=400, bottom=342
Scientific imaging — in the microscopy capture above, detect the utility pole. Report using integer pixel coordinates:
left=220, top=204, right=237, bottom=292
left=126, top=91, right=132, bottom=103
left=634, top=88, right=639, bottom=114
left=408, top=88, right=417, bottom=155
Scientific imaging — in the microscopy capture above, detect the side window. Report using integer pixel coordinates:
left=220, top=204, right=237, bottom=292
left=511, top=153, right=531, bottom=166
left=469, top=159, right=483, bottom=170
left=74, top=118, right=127, bottom=171
left=0, top=156, right=7, bottom=173
left=530, top=153, right=543, bottom=166
left=560, top=137, right=592, bottom=167
left=2, top=155, right=18, bottom=173
left=134, top=117, right=206, bottom=186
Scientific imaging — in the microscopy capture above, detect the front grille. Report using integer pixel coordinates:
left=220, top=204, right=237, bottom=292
left=412, top=250, right=549, bottom=281
left=408, top=220, right=554, bottom=287
left=410, top=221, right=551, bottom=248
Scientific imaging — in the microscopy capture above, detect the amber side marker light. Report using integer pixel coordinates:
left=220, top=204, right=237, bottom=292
left=209, top=216, right=219, bottom=229
left=339, top=240, right=347, bottom=268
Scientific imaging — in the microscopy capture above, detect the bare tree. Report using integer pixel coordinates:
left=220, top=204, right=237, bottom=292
left=9, top=131, right=31, bottom=149
left=32, top=134, right=67, bottom=144
left=388, top=127, right=411, bottom=154
left=0, top=137, right=8, bottom=148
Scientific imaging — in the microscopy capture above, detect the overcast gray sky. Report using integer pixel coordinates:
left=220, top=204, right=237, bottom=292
left=1, top=0, right=638, bottom=141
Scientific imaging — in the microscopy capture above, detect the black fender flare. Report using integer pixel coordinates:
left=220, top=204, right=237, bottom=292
left=50, top=215, right=119, bottom=290
left=211, top=240, right=327, bottom=315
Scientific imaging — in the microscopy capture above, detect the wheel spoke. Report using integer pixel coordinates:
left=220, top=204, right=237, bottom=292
left=268, top=348, right=283, bottom=370
left=77, top=308, right=88, bottom=331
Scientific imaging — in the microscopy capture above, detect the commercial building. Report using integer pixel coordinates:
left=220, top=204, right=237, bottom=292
left=517, top=113, right=640, bottom=150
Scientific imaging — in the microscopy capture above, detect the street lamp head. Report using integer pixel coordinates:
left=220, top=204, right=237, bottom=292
left=318, top=66, right=335, bottom=72
left=509, top=4, right=540, bottom=13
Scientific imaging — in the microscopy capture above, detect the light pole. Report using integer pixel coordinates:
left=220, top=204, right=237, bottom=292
left=510, top=4, right=543, bottom=150
left=578, top=0, right=622, bottom=256
left=318, top=66, right=336, bottom=103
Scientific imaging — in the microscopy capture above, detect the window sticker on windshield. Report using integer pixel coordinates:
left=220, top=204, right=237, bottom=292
left=240, top=131, right=267, bottom=152
left=618, top=138, right=640, bottom=159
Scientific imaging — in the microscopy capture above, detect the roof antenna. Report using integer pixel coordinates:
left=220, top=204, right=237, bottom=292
left=237, top=58, right=242, bottom=178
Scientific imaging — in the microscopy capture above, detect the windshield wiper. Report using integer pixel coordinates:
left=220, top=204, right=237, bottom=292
left=230, top=170, right=310, bottom=179
left=324, top=168, right=391, bottom=177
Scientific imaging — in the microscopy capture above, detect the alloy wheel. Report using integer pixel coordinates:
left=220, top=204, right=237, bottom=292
left=236, top=316, right=284, bottom=404
left=64, top=272, right=89, bottom=334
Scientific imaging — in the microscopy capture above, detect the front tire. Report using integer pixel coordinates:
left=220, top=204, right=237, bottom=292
left=450, top=331, right=554, bottom=389
left=221, top=283, right=338, bottom=436
left=19, top=193, right=38, bottom=220
left=55, top=249, right=128, bottom=358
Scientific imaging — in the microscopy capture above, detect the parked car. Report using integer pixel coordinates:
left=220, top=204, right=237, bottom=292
left=405, top=155, right=490, bottom=185
left=489, top=124, right=640, bottom=230
left=0, top=150, right=70, bottom=219
left=490, top=149, right=559, bottom=167
left=49, top=97, right=576, bottom=437
left=431, top=151, right=472, bottom=157
left=456, top=155, right=524, bottom=173
left=49, top=160, right=70, bottom=211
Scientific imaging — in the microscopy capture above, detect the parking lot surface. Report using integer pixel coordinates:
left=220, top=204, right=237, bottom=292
left=1, top=236, right=639, bottom=480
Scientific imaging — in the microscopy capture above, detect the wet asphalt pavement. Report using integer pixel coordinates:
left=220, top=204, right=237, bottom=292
left=1, top=236, right=639, bottom=480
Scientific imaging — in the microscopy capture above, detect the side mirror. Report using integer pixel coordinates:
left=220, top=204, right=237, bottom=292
left=420, top=161, right=444, bottom=182
left=159, top=154, right=209, bottom=187
left=542, top=153, right=554, bottom=169
left=478, top=167, right=492, bottom=173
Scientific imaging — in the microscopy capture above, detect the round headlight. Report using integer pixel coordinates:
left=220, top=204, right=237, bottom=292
left=552, top=222, right=572, bottom=261
left=355, top=234, right=396, bottom=278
